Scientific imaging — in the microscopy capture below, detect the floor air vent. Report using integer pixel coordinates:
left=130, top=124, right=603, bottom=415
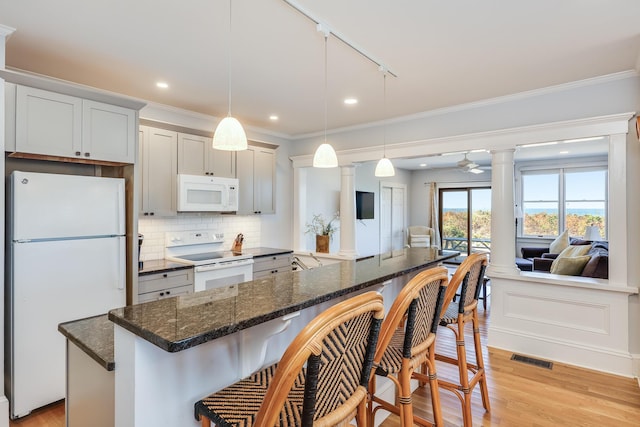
left=510, top=353, right=553, bottom=369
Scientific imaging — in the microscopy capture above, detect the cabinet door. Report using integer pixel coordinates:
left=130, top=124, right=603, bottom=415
left=82, top=100, right=136, bottom=163
left=15, top=85, right=82, bottom=157
left=177, top=133, right=208, bottom=175
left=208, top=149, right=236, bottom=178
left=236, top=148, right=255, bottom=215
left=140, top=127, right=177, bottom=217
left=254, top=148, right=275, bottom=214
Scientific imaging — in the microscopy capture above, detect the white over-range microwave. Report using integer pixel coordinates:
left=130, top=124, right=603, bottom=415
left=177, top=174, right=239, bottom=212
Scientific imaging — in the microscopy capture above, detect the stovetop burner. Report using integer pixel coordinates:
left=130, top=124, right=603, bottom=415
left=173, top=251, right=246, bottom=263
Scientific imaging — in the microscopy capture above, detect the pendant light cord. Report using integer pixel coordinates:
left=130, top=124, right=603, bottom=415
left=383, top=72, right=387, bottom=157
left=324, top=34, right=328, bottom=143
left=227, top=0, right=233, bottom=117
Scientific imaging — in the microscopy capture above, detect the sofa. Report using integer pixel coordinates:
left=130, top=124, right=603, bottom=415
left=520, top=238, right=608, bottom=279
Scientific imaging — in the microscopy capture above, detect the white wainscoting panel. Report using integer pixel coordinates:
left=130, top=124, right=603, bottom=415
left=488, top=274, right=638, bottom=377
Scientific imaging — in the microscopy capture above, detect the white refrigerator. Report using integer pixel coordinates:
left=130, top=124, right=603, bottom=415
left=6, top=171, right=126, bottom=419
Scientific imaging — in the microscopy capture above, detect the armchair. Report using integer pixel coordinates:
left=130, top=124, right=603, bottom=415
left=407, top=226, right=437, bottom=248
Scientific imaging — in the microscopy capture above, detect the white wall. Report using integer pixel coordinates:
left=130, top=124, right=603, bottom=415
left=354, top=161, right=412, bottom=256
left=303, top=167, right=341, bottom=253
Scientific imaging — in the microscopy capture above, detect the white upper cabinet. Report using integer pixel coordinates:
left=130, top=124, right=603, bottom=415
left=83, top=100, right=136, bottom=163
left=177, top=133, right=235, bottom=178
left=139, top=126, right=177, bottom=217
left=13, top=85, right=136, bottom=164
left=236, top=146, right=275, bottom=215
left=16, top=86, right=82, bottom=158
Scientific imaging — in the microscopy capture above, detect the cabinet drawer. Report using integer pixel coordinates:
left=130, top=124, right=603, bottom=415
left=253, top=254, right=292, bottom=274
left=138, top=284, right=193, bottom=303
left=138, top=268, right=193, bottom=294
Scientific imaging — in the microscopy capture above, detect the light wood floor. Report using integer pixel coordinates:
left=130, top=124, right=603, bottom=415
left=8, top=302, right=640, bottom=427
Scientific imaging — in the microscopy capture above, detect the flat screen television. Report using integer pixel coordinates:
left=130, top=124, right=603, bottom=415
left=356, top=191, right=374, bottom=219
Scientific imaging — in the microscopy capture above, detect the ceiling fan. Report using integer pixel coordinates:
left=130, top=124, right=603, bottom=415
left=456, top=153, right=488, bottom=174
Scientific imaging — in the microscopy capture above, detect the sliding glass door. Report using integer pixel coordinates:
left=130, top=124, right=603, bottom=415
left=439, top=187, right=491, bottom=260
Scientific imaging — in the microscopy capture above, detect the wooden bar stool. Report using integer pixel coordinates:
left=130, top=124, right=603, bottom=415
left=194, top=291, right=384, bottom=427
left=435, top=253, right=490, bottom=426
left=368, top=266, right=449, bottom=427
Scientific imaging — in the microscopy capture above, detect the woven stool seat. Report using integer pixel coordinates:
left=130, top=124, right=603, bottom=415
left=195, top=291, right=385, bottom=427
left=195, top=363, right=305, bottom=427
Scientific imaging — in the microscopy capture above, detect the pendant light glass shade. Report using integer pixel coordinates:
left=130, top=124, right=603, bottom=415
left=313, top=143, right=338, bottom=168
left=213, top=116, right=248, bottom=151
left=213, top=0, right=247, bottom=151
left=375, top=156, right=395, bottom=177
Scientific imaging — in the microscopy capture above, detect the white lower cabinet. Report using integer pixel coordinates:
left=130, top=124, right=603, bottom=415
left=138, top=268, right=193, bottom=303
left=253, top=253, right=293, bottom=279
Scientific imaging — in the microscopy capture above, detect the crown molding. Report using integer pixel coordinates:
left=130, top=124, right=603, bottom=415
left=291, top=70, right=639, bottom=141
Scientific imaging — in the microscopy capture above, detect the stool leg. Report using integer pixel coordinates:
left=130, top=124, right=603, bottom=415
left=472, top=309, right=491, bottom=412
left=399, top=363, right=414, bottom=427
left=456, top=320, right=473, bottom=427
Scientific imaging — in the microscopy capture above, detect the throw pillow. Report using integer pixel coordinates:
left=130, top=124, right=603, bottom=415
left=410, top=234, right=430, bottom=247
left=557, top=244, right=592, bottom=258
left=549, top=229, right=569, bottom=254
left=550, top=255, right=591, bottom=275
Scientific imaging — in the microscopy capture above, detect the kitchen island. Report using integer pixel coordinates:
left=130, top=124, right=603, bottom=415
left=69, top=248, right=458, bottom=427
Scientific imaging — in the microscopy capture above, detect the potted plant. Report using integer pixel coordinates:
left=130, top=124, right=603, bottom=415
left=305, top=213, right=339, bottom=253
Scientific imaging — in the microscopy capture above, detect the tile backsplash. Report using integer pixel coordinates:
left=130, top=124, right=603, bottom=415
left=138, top=214, right=261, bottom=261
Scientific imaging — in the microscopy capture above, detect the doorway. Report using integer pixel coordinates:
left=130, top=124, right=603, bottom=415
left=380, top=183, right=406, bottom=254
left=439, top=187, right=491, bottom=261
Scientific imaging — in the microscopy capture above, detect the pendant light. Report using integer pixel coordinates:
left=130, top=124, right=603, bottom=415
left=313, top=32, right=338, bottom=168
left=375, top=72, right=395, bottom=177
left=213, top=0, right=247, bottom=151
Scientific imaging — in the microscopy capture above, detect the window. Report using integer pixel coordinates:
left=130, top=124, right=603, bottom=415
left=439, top=187, right=491, bottom=260
left=520, top=167, right=607, bottom=238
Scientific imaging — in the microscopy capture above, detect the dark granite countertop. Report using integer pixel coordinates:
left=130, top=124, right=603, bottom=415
left=239, top=247, right=293, bottom=258
left=109, top=248, right=459, bottom=353
left=138, top=259, right=192, bottom=276
left=58, top=314, right=115, bottom=371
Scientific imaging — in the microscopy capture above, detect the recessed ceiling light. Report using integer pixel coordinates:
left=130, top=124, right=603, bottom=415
left=156, top=82, right=169, bottom=89
left=269, top=115, right=279, bottom=121
left=344, top=98, right=358, bottom=105
left=419, top=163, right=427, bottom=167
left=559, top=150, right=570, bottom=154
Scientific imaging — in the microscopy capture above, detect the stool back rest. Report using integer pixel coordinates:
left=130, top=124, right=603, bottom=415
left=374, top=266, right=449, bottom=364
left=441, top=253, right=489, bottom=315
left=460, top=256, right=488, bottom=312
left=254, top=291, right=384, bottom=427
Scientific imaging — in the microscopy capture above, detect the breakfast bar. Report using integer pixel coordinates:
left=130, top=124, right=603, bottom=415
left=64, top=248, right=458, bottom=427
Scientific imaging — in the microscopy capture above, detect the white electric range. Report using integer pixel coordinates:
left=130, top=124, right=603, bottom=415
left=165, top=230, right=253, bottom=292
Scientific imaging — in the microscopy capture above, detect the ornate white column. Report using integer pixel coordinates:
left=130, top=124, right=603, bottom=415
left=338, top=165, right=357, bottom=258
left=487, top=148, right=520, bottom=276
left=607, top=133, right=628, bottom=287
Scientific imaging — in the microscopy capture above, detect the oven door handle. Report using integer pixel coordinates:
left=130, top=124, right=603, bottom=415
left=194, top=260, right=253, bottom=273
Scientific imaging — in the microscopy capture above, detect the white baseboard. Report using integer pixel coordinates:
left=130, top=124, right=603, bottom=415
left=632, top=353, right=640, bottom=379
left=489, top=325, right=635, bottom=377
left=0, top=396, right=9, bottom=427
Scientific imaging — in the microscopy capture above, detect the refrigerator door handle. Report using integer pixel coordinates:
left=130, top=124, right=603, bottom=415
left=117, top=237, right=125, bottom=289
